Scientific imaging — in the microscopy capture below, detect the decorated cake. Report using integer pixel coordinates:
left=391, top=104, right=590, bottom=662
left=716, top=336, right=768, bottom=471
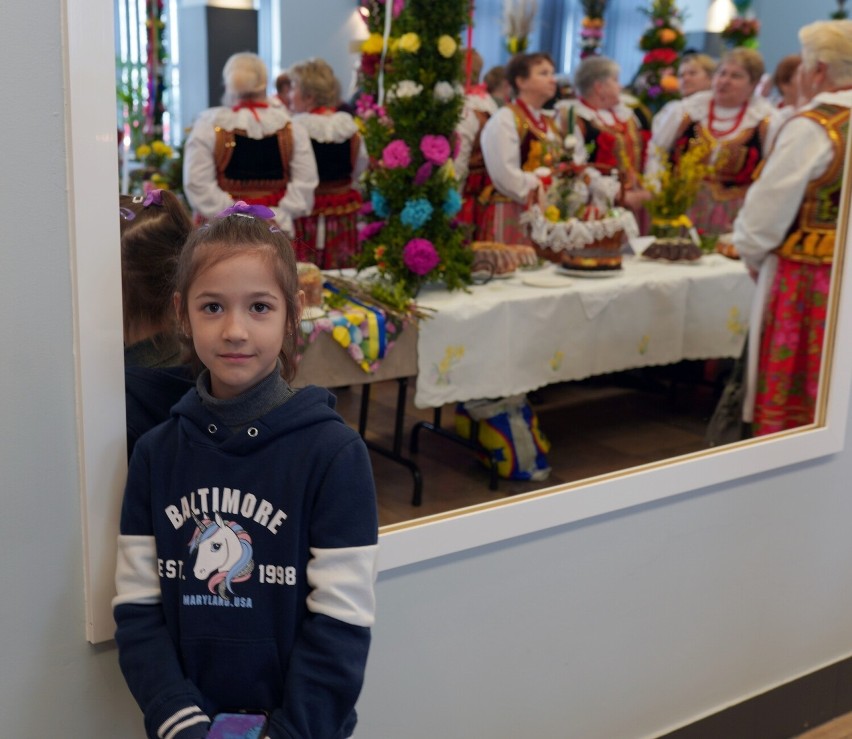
left=522, top=167, right=639, bottom=271
left=642, top=238, right=703, bottom=262
left=471, top=241, right=539, bottom=275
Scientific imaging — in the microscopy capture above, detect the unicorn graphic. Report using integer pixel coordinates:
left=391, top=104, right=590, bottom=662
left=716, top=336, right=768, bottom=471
left=189, top=512, right=254, bottom=601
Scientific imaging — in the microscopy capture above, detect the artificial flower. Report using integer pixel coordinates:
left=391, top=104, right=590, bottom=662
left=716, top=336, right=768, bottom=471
left=420, top=134, right=451, bottom=166
left=402, top=238, right=440, bottom=275
left=433, top=81, right=457, bottom=103
left=371, top=190, right=390, bottom=218
left=657, top=28, right=678, bottom=44
left=397, top=32, right=421, bottom=53
left=437, top=35, right=457, bottom=58
left=361, top=33, right=385, bottom=55
left=414, top=162, right=434, bottom=186
left=400, top=198, right=434, bottom=229
left=382, top=139, right=412, bottom=169
left=358, top=220, right=385, bottom=243
left=443, top=188, right=462, bottom=217
left=136, top=144, right=152, bottom=158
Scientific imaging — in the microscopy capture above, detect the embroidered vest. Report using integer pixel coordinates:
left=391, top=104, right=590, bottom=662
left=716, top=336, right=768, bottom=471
left=776, top=103, right=850, bottom=265
left=577, top=108, right=648, bottom=188
left=507, top=102, right=564, bottom=173
left=214, top=124, right=293, bottom=202
left=672, top=114, right=769, bottom=201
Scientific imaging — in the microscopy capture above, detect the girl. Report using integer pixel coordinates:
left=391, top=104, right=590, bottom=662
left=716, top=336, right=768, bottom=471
left=120, top=190, right=196, bottom=458
left=288, top=58, right=367, bottom=269
left=113, top=202, right=379, bottom=739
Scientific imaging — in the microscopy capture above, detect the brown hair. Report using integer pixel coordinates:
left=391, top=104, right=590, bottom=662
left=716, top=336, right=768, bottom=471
left=505, top=52, right=555, bottom=95
left=772, top=54, right=802, bottom=88
left=173, top=214, right=302, bottom=383
left=119, top=191, right=193, bottom=341
left=461, top=48, right=484, bottom=85
left=484, top=65, right=507, bottom=94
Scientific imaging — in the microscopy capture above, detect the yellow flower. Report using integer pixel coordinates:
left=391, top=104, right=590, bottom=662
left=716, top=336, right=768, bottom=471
left=136, top=144, right=152, bottom=158
left=397, top=32, right=421, bottom=53
left=361, top=33, right=384, bottom=55
left=545, top=205, right=561, bottom=223
left=440, top=160, right=456, bottom=181
left=151, top=140, right=167, bottom=154
left=437, top=35, right=457, bottom=58
left=332, top=325, right=352, bottom=348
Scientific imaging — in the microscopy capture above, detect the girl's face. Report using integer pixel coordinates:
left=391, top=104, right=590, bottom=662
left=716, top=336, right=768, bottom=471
left=517, top=60, right=557, bottom=108
left=678, top=60, right=712, bottom=97
left=181, top=250, right=299, bottom=399
left=712, top=61, right=756, bottom=108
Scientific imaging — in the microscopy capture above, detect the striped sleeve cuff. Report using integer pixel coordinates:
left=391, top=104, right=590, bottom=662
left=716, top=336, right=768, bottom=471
left=158, top=705, right=210, bottom=739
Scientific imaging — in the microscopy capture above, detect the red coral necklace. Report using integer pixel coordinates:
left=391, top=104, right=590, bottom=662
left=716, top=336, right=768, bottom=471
left=707, top=99, right=748, bottom=138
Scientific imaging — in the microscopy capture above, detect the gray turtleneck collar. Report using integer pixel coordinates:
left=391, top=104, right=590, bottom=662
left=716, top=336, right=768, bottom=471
left=196, top=360, right=296, bottom=433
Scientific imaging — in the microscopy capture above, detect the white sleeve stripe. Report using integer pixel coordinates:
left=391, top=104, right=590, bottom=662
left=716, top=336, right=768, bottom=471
left=163, top=714, right=210, bottom=739
left=112, top=534, right=162, bottom=609
left=306, top=545, right=378, bottom=627
left=158, top=706, right=209, bottom=739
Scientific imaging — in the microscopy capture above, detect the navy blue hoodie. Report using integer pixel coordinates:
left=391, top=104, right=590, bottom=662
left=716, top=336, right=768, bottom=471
left=114, top=385, right=378, bottom=739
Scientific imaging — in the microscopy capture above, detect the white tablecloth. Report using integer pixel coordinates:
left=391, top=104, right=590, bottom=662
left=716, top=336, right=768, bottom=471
left=413, top=253, right=755, bottom=408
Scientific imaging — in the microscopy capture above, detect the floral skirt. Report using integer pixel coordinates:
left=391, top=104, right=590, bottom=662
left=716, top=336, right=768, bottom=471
left=753, top=258, right=832, bottom=436
left=477, top=200, right=531, bottom=246
left=293, top=189, right=362, bottom=270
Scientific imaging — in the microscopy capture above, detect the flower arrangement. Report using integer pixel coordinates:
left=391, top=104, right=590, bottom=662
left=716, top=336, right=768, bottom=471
left=580, top=0, right=607, bottom=58
left=356, top=0, right=470, bottom=303
left=503, top=0, right=538, bottom=54
left=632, top=0, right=686, bottom=113
left=640, top=139, right=713, bottom=239
left=127, top=136, right=183, bottom=196
left=831, top=0, right=848, bottom=19
left=721, top=16, right=760, bottom=48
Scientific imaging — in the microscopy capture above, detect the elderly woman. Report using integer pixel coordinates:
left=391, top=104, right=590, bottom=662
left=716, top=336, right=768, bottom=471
left=562, top=56, right=650, bottom=213
left=183, top=52, right=318, bottom=234
left=479, top=52, right=562, bottom=244
left=649, top=48, right=778, bottom=238
left=287, top=57, right=367, bottom=268
left=733, top=20, right=852, bottom=436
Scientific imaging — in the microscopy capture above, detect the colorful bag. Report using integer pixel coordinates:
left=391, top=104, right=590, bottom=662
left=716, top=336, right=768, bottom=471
left=454, top=394, right=551, bottom=481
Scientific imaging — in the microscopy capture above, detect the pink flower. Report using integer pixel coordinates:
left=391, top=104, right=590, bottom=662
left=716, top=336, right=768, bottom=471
left=403, top=238, right=440, bottom=275
left=420, top=134, right=451, bottom=166
left=358, top=220, right=385, bottom=243
left=382, top=139, right=412, bottom=169
left=414, top=162, right=434, bottom=185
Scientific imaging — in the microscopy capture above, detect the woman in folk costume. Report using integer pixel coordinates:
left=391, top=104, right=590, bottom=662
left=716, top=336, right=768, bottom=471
left=733, top=19, right=852, bottom=437
left=182, top=52, right=318, bottom=234
left=288, top=58, right=367, bottom=269
left=479, top=52, right=563, bottom=245
left=561, top=56, right=651, bottom=219
left=454, top=49, right=498, bottom=239
left=649, top=47, right=778, bottom=238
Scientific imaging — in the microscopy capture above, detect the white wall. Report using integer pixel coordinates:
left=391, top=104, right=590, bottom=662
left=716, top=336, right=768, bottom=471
left=3, top=0, right=852, bottom=737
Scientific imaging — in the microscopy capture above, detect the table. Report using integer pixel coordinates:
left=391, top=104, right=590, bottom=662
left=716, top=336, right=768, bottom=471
left=412, top=253, right=755, bottom=409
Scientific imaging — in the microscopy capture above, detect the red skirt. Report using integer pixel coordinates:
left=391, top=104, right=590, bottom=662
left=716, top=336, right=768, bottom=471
left=752, top=258, right=832, bottom=436
left=293, top=189, right=362, bottom=270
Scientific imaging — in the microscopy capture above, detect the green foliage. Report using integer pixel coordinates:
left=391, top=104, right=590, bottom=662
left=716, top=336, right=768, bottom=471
left=355, top=0, right=472, bottom=301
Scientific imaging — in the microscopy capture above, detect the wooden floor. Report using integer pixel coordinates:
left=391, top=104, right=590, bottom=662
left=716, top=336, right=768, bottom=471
left=331, top=360, right=730, bottom=527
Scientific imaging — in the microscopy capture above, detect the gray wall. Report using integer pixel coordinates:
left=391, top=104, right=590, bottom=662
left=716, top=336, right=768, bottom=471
left=3, top=0, right=852, bottom=736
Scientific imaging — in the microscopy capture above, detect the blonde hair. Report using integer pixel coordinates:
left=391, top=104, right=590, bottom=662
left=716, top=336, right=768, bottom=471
left=288, top=58, right=340, bottom=109
left=222, top=52, right=268, bottom=104
left=799, top=19, right=852, bottom=88
left=680, top=53, right=717, bottom=79
left=720, top=48, right=765, bottom=85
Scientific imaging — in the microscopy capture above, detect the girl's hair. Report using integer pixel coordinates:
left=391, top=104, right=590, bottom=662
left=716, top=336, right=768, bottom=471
left=574, top=56, right=620, bottom=98
left=719, top=48, right=765, bottom=85
left=222, top=52, right=268, bottom=104
left=288, top=58, right=341, bottom=109
left=679, top=53, right=717, bottom=79
left=799, top=19, right=852, bottom=88
left=506, top=52, right=555, bottom=95
left=174, top=214, right=302, bottom=383
left=119, top=191, right=193, bottom=341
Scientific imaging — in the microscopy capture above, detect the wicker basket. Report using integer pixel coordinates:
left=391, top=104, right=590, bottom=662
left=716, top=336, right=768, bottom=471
left=532, top=229, right=626, bottom=268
